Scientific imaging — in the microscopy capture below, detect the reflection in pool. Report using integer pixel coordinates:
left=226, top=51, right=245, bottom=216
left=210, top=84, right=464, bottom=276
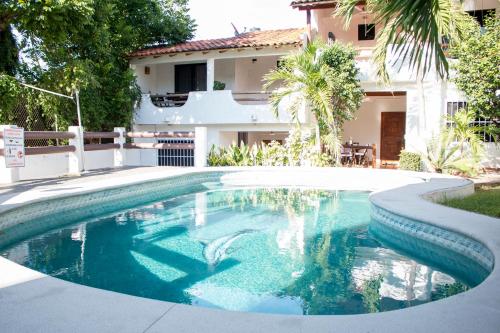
left=1, top=188, right=478, bottom=315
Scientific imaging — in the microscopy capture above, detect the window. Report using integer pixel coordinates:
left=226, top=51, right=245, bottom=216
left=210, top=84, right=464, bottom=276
left=358, top=24, right=375, bottom=40
left=174, top=63, right=207, bottom=93
left=446, top=102, right=496, bottom=143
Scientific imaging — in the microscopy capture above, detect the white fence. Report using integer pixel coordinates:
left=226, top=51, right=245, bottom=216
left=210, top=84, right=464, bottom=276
left=0, top=125, right=208, bottom=184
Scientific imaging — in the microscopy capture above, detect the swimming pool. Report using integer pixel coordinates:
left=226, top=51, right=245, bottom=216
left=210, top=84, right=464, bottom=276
left=0, top=180, right=489, bottom=315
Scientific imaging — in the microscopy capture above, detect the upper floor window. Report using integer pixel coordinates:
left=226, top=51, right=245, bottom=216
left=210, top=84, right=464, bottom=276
left=358, top=24, right=375, bottom=41
left=446, top=101, right=497, bottom=143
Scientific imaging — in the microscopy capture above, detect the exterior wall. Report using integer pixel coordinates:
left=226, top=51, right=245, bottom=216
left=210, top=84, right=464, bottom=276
left=135, top=64, right=158, bottom=94
left=312, top=8, right=378, bottom=49
left=84, top=150, right=115, bottom=170
left=462, top=0, right=498, bottom=11
left=155, top=63, right=175, bottom=94
left=17, top=154, right=70, bottom=181
left=215, top=59, right=236, bottom=90
left=342, top=95, right=406, bottom=163
left=234, top=56, right=280, bottom=92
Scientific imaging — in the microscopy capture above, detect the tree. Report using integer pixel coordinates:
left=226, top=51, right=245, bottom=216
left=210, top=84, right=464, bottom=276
left=336, top=0, right=474, bottom=83
left=451, top=16, right=499, bottom=122
left=264, top=40, right=363, bottom=163
left=0, top=0, right=195, bottom=131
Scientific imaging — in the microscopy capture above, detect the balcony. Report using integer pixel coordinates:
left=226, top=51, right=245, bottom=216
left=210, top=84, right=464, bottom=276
left=134, top=90, right=305, bottom=126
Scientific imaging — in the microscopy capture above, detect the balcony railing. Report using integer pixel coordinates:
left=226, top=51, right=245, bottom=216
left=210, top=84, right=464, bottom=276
left=150, top=91, right=271, bottom=108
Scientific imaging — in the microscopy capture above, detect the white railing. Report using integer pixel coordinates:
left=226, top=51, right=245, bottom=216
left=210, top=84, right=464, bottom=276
left=135, top=90, right=304, bottom=126
left=0, top=127, right=211, bottom=183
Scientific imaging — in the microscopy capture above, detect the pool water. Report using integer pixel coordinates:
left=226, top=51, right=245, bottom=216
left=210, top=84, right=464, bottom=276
left=1, top=188, right=474, bottom=315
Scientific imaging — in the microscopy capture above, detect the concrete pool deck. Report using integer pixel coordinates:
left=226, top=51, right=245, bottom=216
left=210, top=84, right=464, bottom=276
left=0, top=167, right=499, bottom=333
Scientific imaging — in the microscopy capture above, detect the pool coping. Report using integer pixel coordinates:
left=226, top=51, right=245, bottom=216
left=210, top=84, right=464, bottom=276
left=0, top=167, right=499, bottom=333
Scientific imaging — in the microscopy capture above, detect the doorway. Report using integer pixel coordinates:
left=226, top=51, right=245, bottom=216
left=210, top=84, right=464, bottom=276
left=380, top=112, right=406, bottom=164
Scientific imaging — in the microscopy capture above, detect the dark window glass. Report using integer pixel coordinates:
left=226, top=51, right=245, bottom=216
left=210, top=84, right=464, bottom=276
left=174, top=63, right=207, bottom=93
left=466, top=9, right=495, bottom=27
left=358, top=24, right=375, bottom=40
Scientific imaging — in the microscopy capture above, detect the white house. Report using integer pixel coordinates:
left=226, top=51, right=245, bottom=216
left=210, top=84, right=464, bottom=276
left=128, top=0, right=499, bottom=168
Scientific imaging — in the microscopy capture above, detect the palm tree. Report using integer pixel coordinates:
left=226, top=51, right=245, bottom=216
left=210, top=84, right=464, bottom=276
left=336, top=0, right=474, bottom=83
left=264, top=40, right=363, bottom=163
left=264, top=40, right=332, bottom=152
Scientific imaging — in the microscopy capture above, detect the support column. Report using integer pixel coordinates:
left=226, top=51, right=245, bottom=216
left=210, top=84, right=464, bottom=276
left=113, top=127, right=126, bottom=168
left=206, top=58, right=215, bottom=92
left=68, top=126, right=84, bottom=174
left=306, top=9, right=312, bottom=43
left=0, top=125, right=20, bottom=184
left=194, top=126, right=208, bottom=168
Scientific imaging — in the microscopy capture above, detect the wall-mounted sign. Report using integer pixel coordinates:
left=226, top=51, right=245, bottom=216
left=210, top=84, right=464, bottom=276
left=3, top=128, right=25, bottom=168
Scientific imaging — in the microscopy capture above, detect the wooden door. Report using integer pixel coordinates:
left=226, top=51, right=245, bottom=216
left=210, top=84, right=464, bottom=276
left=380, top=112, right=406, bottom=162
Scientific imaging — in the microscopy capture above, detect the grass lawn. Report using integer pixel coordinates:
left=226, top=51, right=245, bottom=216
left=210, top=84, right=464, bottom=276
left=441, top=185, right=500, bottom=218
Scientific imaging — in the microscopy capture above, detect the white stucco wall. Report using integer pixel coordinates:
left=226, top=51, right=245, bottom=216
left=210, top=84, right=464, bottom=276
left=84, top=150, right=115, bottom=170
left=342, top=95, right=407, bottom=163
left=155, top=63, right=175, bottom=94
left=215, top=59, right=236, bottom=90
left=234, top=56, right=280, bottom=92
left=313, top=8, right=379, bottom=48
left=17, top=154, right=70, bottom=181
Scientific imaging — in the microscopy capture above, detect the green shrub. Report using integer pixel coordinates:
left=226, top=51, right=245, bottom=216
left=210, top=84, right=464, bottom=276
left=213, top=81, right=226, bottom=90
left=399, top=150, right=422, bottom=171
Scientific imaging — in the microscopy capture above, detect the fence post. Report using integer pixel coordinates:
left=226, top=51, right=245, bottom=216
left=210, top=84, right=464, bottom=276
left=194, top=127, right=208, bottom=168
left=68, top=126, right=83, bottom=174
left=114, top=127, right=126, bottom=168
left=0, top=125, right=21, bottom=183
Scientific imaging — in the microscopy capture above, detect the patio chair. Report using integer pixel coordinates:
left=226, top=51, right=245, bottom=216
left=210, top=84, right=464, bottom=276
left=354, top=148, right=368, bottom=166
left=340, top=146, right=353, bottom=166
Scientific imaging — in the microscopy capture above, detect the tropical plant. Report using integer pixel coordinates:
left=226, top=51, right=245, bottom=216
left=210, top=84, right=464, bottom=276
left=207, top=130, right=334, bottom=168
left=213, top=81, right=226, bottom=90
left=448, top=108, right=485, bottom=158
left=336, top=0, right=475, bottom=82
left=264, top=40, right=363, bottom=163
left=451, top=15, right=499, bottom=127
left=422, top=127, right=479, bottom=176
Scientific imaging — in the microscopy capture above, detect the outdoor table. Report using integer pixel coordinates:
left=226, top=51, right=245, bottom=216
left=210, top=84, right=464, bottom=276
left=342, top=144, right=377, bottom=168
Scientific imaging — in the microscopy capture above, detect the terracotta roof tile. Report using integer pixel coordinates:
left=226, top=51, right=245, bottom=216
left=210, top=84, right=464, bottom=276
left=130, top=28, right=304, bottom=58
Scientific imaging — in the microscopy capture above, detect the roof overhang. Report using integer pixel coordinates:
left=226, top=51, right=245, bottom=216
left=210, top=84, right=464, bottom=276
left=290, top=0, right=337, bottom=10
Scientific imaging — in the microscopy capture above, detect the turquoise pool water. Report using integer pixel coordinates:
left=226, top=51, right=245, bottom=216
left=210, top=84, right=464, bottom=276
left=0, top=187, right=482, bottom=315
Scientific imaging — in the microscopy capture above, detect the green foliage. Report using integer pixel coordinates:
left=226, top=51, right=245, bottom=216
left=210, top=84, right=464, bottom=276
left=264, top=40, right=363, bottom=163
left=213, top=81, right=226, bottom=90
left=0, top=25, right=19, bottom=75
left=361, top=275, right=383, bottom=313
left=336, top=0, right=475, bottom=82
left=440, top=185, right=500, bottom=218
left=422, top=108, right=486, bottom=176
left=398, top=150, right=422, bottom=172
left=423, top=128, right=478, bottom=176
left=451, top=16, right=500, bottom=121
left=0, top=74, right=21, bottom=122
left=0, top=0, right=195, bottom=131
left=431, top=282, right=469, bottom=301
left=207, top=128, right=334, bottom=167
